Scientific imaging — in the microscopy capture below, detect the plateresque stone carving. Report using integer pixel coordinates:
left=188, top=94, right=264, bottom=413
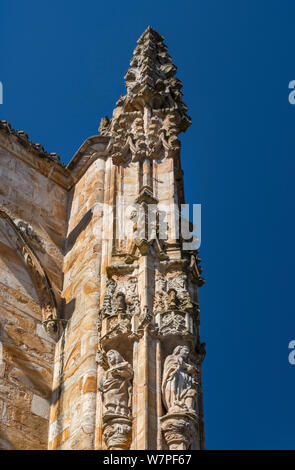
left=154, top=272, right=193, bottom=315
left=99, top=277, right=140, bottom=323
left=167, top=273, right=193, bottom=311
left=98, top=350, right=133, bottom=450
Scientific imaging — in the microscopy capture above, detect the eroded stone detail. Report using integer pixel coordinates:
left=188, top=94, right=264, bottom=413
left=168, top=273, right=193, bottom=311
left=0, top=120, right=61, bottom=163
left=0, top=26, right=205, bottom=451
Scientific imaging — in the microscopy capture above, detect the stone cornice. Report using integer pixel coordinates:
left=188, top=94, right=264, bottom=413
left=0, top=123, right=72, bottom=190
left=66, top=135, right=110, bottom=185
left=0, top=122, right=110, bottom=190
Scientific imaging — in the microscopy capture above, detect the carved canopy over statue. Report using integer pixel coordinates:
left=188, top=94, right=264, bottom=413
left=99, top=277, right=140, bottom=321
left=162, top=345, right=198, bottom=415
left=98, top=350, right=133, bottom=417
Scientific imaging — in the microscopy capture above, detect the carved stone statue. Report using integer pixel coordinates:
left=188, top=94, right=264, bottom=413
left=115, top=292, right=127, bottom=315
left=167, top=288, right=178, bottom=310
left=101, top=279, right=117, bottom=317
left=154, top=274, right=167, bottom=314
left=98, top=350, right=133, bottom=417
left=162, top=345, right=198, bottom=414
left=126, top=276, right=138, bottom=297
left=126, top=277, right=140, bottom=316
left=98, top=350, right=133, bottom=450
left=100, top=277, right=140, bottom=321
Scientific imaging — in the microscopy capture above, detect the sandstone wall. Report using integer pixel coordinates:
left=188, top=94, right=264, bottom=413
left=0, top=134, right=68, bottom=449
left=48, top=153, right=107, bottom=450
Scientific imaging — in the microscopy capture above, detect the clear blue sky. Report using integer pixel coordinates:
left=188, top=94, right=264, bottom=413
left=1, top=0, right=295, bottom=450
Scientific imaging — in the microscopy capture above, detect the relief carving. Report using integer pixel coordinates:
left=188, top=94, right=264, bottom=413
left=153, top=275, right=166, bottom=315
left=98, top=276, right=141, bottom=341
left=159, top=311, right=186, bottom=336
left=167, top=273, right=193, bottom=311
left=161, top=416, right=196, bottom=450
left=100, top=279, right=117, bottom=318
left=153, top=272, right=193, bottom=315
left=15, top=218, right=45, bottom=253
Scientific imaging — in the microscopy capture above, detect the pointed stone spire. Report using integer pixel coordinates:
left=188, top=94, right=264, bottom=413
left=117, top=26, right=191, bottom=132
left=102, top=27, right=191, bottom=165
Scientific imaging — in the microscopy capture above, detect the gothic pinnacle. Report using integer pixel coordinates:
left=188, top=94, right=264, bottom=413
left=118, top=26, right=191, bottom=132
left=101, top=27, right=192, bottom=164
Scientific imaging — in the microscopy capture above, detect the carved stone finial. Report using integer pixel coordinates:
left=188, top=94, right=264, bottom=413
left=98, top=115, right=110, bottom=136
left=122, top=26, right=191, bottom=127
left=106, top=27, right=191, bottom=166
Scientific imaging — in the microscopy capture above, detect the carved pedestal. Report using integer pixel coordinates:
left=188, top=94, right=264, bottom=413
left=102, top=414, right=132, bottom=450
left=161, top=412, right=198, bottom=450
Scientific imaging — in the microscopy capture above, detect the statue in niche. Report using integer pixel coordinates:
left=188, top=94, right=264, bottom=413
left=101, top=279, right=117, bottom=317
left=115, top=292, right=127, bottom=314
left=167, top=288, right=178, bottom=310
left=126, top=277, right=140, bottom=316
left=126, top=277, right=138, bottom=298
left=98, top=350, right=133, bottom=417
left=162, top=345, right=198, bottom=415
left=153, top=274, right=167, bottom=314
left=168, top=273, right=193, bottom=310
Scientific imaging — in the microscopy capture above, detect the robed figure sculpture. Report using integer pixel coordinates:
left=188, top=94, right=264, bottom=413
left=162, top=345, right=198, bottom=415
left=98, top=350, right=133, bottom=417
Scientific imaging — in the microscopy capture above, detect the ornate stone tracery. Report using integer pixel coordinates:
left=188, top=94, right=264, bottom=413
left=153, top=271, right=194, bottom=316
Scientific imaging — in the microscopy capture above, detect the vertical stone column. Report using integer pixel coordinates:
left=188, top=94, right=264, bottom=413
left=93, top=25, right=205, bottom=451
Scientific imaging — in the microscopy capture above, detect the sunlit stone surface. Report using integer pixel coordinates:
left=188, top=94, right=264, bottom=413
left=0, top=27, right=205, bottom=450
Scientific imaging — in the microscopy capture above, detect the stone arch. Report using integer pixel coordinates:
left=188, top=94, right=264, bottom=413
left=0, top=208, right=60, bottom=337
